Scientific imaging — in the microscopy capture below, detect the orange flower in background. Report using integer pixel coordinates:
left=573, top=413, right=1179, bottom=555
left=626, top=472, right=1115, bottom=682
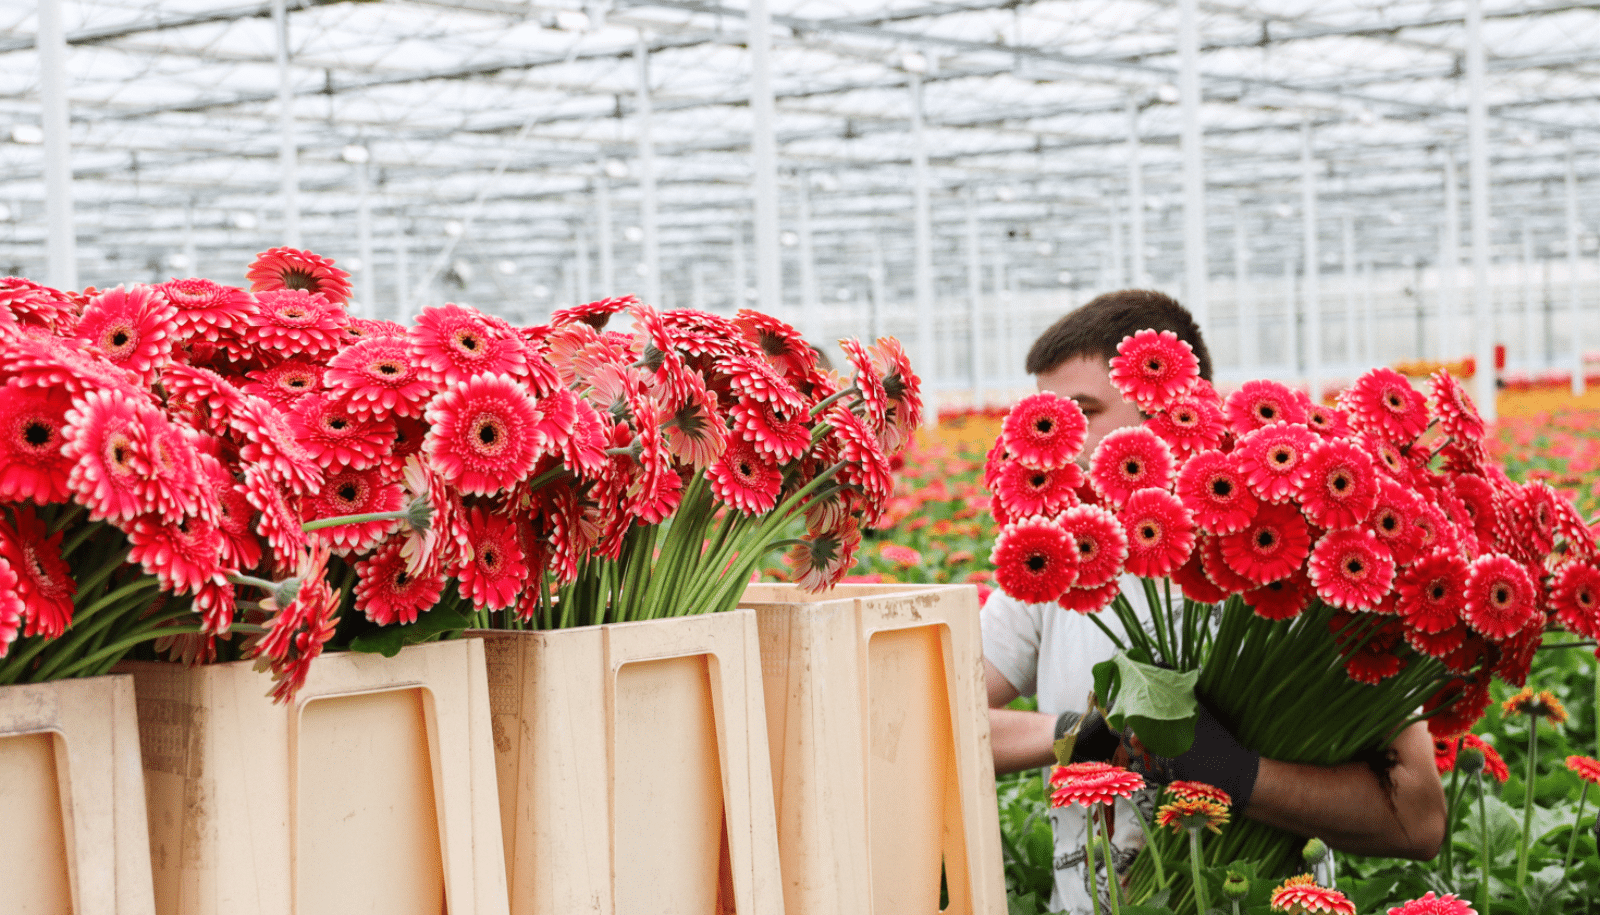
left=1568, top=754, right=1600, bottom=784
left=1156, top=796, right=1230, bottom=834
left=1269, top=874, right=1356, bottom=915
left=1501, top=687, right=1568, bottom=726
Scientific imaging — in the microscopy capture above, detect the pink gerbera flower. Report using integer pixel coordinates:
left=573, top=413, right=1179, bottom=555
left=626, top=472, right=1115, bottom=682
left=1305, top=401, right=1352, bottom=438
left=61, top=387, right=154, bottom=522
left=734, top=308, right=818, bottom=383
left=252, top=541, right=340, bottom=703
left=995, top=460, right=1083, bottom=519
left=72, top=285, right=178, bottom=385
left=409, top=303, right=536, bottom=388
left=1550, top=561, right=1600, bottom=639
left=1176, top=450, right=1259, bottom=534
left=1224, top=379, right=1308, bottom=436
left=718, top=351, right=809, bottom=415
left=423, top=373, right=547, bottom=496
left=1202, top=530, right=1262, bottom=595
left=1171, top=547, right=1229, bottom=603
left=288, top=391, right=395, bottom=472
left=827, top=404, right=894, bottom=508
left=244, top=289, right=348, bottom=362
left=1002, top=392, right=1089, bottom=470
left=1429, top=370, right=1484, bottom=448
left=246, top=246, right=353, bottom=305
left=1058, top=578, right=1122, bottom=614
left=550, top=294, right=634, bottom=330
left=451, top=505, right=529, bottom=611
left=354, top=537, right=447, bottom=626
left=1108, top=329, right=1200, bottom=411
left=1089, top=426, right=1175, bottom=508
left=839, top=338, right=888, bottom=433
left=1295, top=439, right=1381, bottom=530
left=789, top=518, right=863, bottom=592
left=136, top=409, right=206, bottom=523
left=730, top=396, right=809, bottom=464
left=1146, top=388, right=1227, bottom=459
left=664, top=381, right=729, bottom=469
left=707, top=440, right=784, bottom=515
left=242, top=466, right=308, bottom=571
left=1386, top=891, right=1476, bottom=915
left=126, top=513, right=226, bottom=595
left=0, top=554, right=24, bottom=653
left=0, top=276, right=79, bottom=333
left=1308, top=528, right=1395, bottom=611
left=1236, top=422, right=1316, bottom=502
left=161, top=363, right=251, bottom=432
left=230, top=395, right=325, bottom=496
left=1049, top=761, right=1145, bottom=809
left=0, top=507, right=76, bottom=639
left=242, top=358, right=325, bottom=409
left=1407, top=621, right=1469, bottom=661
left=1120, top=488, right=1197, bottom=578
left=1367, top=479, right=1425, bottom=566
left=1246, top=569, right=1312, bottom=621
left=1058, top=504, right=1129, bottom=590
left=1396, top=551, right=1469, bottom=634
left=1219, top=501, right=1312, bottom=586
left=991, top=517, right=1077, bottom=604
left=0, top=380, right=75, bottom=504
left=1451, top=473, right=1501, bottom=547
left=299, top=465, right=405, bottom=554
left=1462, top=554, right=1538, bottom=640
left=1339, top=367, right=1429, bottom=444
left=870, top=336, right=923, bottom=451
left=157, top=277, right=254, bottom=337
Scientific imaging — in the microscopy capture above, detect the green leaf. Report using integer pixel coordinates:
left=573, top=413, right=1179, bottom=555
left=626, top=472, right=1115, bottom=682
left=1093, top=652, right=1200, bottom=758
left=348, top=605, right=474, bottom=657
left=1522, top=864, right=1569, bottom=915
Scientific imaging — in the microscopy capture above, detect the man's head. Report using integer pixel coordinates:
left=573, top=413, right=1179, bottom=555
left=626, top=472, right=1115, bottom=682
left=1026, top=289, right=1211, bottom=459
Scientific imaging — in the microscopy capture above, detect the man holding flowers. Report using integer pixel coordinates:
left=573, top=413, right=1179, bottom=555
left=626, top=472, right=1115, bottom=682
left=980, top=290, right=1447, bottom=912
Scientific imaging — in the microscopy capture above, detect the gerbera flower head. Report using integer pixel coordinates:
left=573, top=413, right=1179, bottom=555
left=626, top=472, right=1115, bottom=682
left=1156, top=796, right=1230, bottom=834
left=244, top=289, right=348, bottom=362
left=300, top=465, right=405, bottom=554
left=1307, top=528, right=1396, bottom=611
left=1048, top=761, right=1144, bottom=809
left=870, top=336, right=923, bottom=451
left=411, top=304, right=543, bottom=388
left=1219, top=501, right=1313, bottom=586
left=1305, top=401, right=1352, bottom=439
left=246, top=246, right=353, bottom=305
left=289, top=391, right=395, bottom=472
left=324, top=335, right=434, bottom=419
left=1057, top=578, right=1121, bottom=614
left=788, top=518, right=863, bottom=591
left=1225, top=379, right=1308, bottom=435
left=354, top=538, right=447, bottom=626
left=1177, top=450, right=1259, bottom=535
left=1108, top=329, right=1200, bottom=411
left=157, top=277, right=254, bottom=337
left=1171, top=547, right=1228, bottom=603
left=1120, top=488, right=1197, bottom=578
left=707, top=440, right=784, bottom=516
left=0, top=507, right=76, bottom=640
left=0, top=276, right=79, bottom=333
left=242, top=358, right=325, bottom=409
left=1386, top=891, right=1476, bottom=915
left=1367, top=479, right=1426, bottom=566
left=450, top=506, right=529, bottom=612
left=550, top=294, right=635, bottom=330
left=717, top=352, right=808, bottom=415
left=1002, top=392, right=1087, bottom=470
left=61, top=387, right=155, bottom=522
left=1339, top=367, right=1429, bottom=444
left=1295, top=439, right=1380, bottom=530
left=1236, top=422, right=1316, bottom=502
left=0, top=379, right=75, bottom=505
left=250, top=541, right=340, bottom=703
left=1166, top=780, right=1232, bottom=805
left=1429, top=370, right=1484, bottom=447
left=1396, top=551, right=1469, bottom=634
left=72, top=285, right=178, bottom=385
left=991, top=516, right=1078, bottom=605
left=423, top=373, right=548, bottom=496
left=729, top=396, right=806, bottom=464
left=827, top=404, right=894, bottom=511
left=1245, top=569, right=1313, bottom=621
left=126, top=513, right=226, bottom=596
left=1270, top=875, right=1356, bottom=915
left=1146, top=388, right=1227, bottom=459
left=995, top=460, right=1082, bottom=519
left=840, top=338, right=889, bottom=433
left=1567, top=755, right=1600, bottom=785
left=230, top=395, right=325, bottom=496
left=1463, top=734, right=1509, bottom=782
left=734, top=309, right=817, bottom=382
left=1089, top=426, right=1175, bottom=508
left=1551, top=561, right=1600, bottom=639
left=1058, top=504, right=1129, bottom=590
left=1501, top=687, right=1568, bottom=726
left=1462, top=554, right=1538, bottom=641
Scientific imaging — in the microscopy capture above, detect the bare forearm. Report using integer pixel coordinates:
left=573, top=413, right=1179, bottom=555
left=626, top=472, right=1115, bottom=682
left=989, top=707, right=1059, bottom=775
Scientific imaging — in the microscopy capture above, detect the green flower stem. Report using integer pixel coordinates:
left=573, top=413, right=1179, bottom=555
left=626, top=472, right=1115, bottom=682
left=1187, top=827, right=1210, bottom=915
left=300, top=509, right=410, bottom=532
left=57, top=623, right=205, bottom=679
left=1127, top=799, right=1169, bottom=889
left=1477, top=774, right=1491, bottom=915
left=229, top=573, right=284, bottom=595
left=1099, top=807, right=1122, bottom=915
left=807, top=385, right=857, bottom=418
left=1085, top=804, right=1104, bottom=915
left=1563, top=782, right=1590, bottom=877
left=1517, top=719, right=1539, bottom=888
left=30, top=580, right=163, bottom=682
left=1440, top=755, right=1464, bottom=879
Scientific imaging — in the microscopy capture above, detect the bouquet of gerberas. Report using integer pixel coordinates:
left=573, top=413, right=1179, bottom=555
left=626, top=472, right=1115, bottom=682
left=984, top=329, right=1600, bottom=911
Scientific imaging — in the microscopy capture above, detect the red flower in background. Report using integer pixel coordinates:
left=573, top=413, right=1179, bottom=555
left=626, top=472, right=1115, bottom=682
left=0, top=380, right=75, bottom=505
left=1002, top=392, right=1087, bottom=470
left=1567, top=754, right=1600, bottom=785
left=1464, top=733, right=1509, bottom=782
left=1387, top=891, right=1476, bottom=915
left=246, top=246, right=353, bottom=305
left=1089, top=425, right=1175, bottom=508
left=1550, top=561, right=1600, bottom=638
left=1269, top=874, right=1355, bottom=915
left=1108, top=328, right=1200, bottom=411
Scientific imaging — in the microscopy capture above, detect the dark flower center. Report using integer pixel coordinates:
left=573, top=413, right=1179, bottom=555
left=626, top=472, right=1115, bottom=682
left=394, top=570, right=411, bottom=587
left=1331, top=472, right=1350, bottom=493
left=456, top=331, right=481, bottom=353
left=1271, top=447, right=1293, bottom=465
left=1492, top=585, right=1510, bottom=606
left=1027, top=555, right=1047, bottom=572
left=481, top=548, right=499, bottom=570
left=282, top=307, right=308, bottom=320
left=1259, top=404, right=1277, bottom=420
left=1256, top=530, right=1277, bottom=549
left=1345, top=559, right=1364, bottom=575
left=1030, top=473, right=1046, bottom=488
left=111, top=329, right=131, bottom=349
left=1211, top=478, right=1232, bottom=498
left=282, top=268, right=318, bottom=291
left=1430, top=584, right=1446, bottom=600
left=377, top=362, right=401, bottom=376
left=478, top=422, right=500, bottom=446
left=328, top=418, right=348, bottom=431
left=1139, top=523, right=1159, bottom=542
left=288, top=377, right=309, bottom=389
left=1124, top=460, right=1141, bottom=477
left=1146, top=358, right=1163, bottom=373
left=338, top=483, right=359, bottom=502
left=24, top=421, right=51, bottom=447
left=1035, top=417, right=1054, bottom=434
left=1380, top=514, right=1398, bottom=532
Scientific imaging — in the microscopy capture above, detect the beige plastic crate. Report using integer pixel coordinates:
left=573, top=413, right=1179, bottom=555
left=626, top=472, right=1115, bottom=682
left=739, top=583, right=1006, bottom=915
left=0, top=674, right=156, bottom=915
left=121, top=638, right=508, bottom=915
left=477, top=608, right=784, bottom=915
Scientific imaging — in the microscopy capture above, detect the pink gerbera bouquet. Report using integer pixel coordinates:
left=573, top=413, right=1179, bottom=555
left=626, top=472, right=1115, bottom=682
left=984, top=330, right=1600, bottom=910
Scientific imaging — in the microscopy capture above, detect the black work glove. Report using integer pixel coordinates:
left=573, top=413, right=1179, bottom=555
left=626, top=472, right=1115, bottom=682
left=1053, top=706, right=1120, bottom=763
left=1121, top=701, right=1261, bottom=810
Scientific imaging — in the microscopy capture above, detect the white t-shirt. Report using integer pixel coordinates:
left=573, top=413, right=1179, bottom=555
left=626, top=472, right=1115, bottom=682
left=981, top=579, right=1157, bottom=915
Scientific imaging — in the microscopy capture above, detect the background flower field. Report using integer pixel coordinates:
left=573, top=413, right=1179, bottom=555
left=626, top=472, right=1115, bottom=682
left=768, top=399, right=1600, bottom=915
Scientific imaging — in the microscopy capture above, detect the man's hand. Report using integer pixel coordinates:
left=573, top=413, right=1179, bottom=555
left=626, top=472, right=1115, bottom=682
left=985, top=658, right=1058, bottom=774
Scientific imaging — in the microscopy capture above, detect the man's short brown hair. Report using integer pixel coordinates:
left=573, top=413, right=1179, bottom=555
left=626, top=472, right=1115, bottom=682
left=1025, top=289, right=1213, bottom=381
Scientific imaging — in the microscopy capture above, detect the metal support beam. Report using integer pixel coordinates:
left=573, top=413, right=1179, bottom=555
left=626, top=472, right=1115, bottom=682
left=1467, top=0, right=1496, bottom=421
left=911, top=74, right=935, bottom=388
left=1107, top=190, right=1124, bottom=289
left=39, top=0, right=76, bottom=290
left=1442, top=154, right=1461, bottom=360
left=1284, top=257, right=1298, bottom=378
left=1342, top=215, right=1357, bottom=367
left=575, top=223, right=592, bottom=305
left=748, top=0, right=781, bottom=314
left=1234, top=209, right=1253, bottom=369
left=1128, top=93, right=1145, bottom=286
left=393, top=217, right=409, bottom=321
left=596, top=176, right=614, bottom=298
left=1523, top=223, right=1539, bottom=369
left=869, top=232, right=886, bottom=342
left=1362, top=256, right=1376, bottom=365
left=733, top=226, right=747, bottom=311
left=966, top=188, right=983, bottom=405
left=796, top=174, right=819, bottom=340
left=1302, top=121, right=1321, bottom=401
left=355, top=156, right=374, bottom=316
left=1179, top=0, right=1207, bottom=326
left=1570, top=147, right=1585, bottom=395
left=636, top=35, right=661, bottom=306
left=272, top=0, right=300, bottom=248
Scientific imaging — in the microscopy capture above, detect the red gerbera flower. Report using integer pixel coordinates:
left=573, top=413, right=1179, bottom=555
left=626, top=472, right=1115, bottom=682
left=1049, top=761, right=1145, bottom=809
left=1339, top=367, right=1429, bottom=444
left=1171, top=547, right=1229, bottom=603
left=717, top=351, right=808, bottom=415
left=1002, top=392, right=1088, bottom=470
left=1225, top=379, right=1308, bottom=436
left=1236, top=422, right=1316, bottom=502
left=251, top=541, right=340, bottom=703
left=1108, top=328, right=1200, bottom=411
left=1406, top=620, right=1469, bottom=661
left=827, top=404, right=894, bottom=510
left=1057, top=578, right=1122, bottom=614
left=72, top=284, right=178, bottom=385
left=451, top=505, right=529, bottom=611
left=1245, top=569, right=1312, bottom=621
left=1396, top=551, right=1469, bottom=634
left=840, top=338, right=889, bottom=433
left=230, top=395, right=325, bottom=496
left=1202, top=530, right=1260, bottom=594
left=1386, top=891, right=1476, bottom=915
left=410, top=303, right=537, bottom=388
left=0, top=380, right=75, bottom=505
left=707, top=440, right=784, bottom=515
left=1308, top=528, right=1396, bottom=611
left=243, top=466, right=308, bottom=572
left=244, top=289, right=348, bottom=362
left=289, top=391, right=395, bottom=472
left=0, top=507, right=76, bottom=639
left=734, top=308, right=818, bottom=383
left=1462, top=554, right=1538, bottom=641
left=1219, top=501, right=1312, bottom=586
left=1567, top=755, right=1600, bottom=785
left=1120, top=488, right=1197, bottom=578
left=1367, top=479, right=1425, bottom=566
left=730, top=396, right=807, bottom=463
left=550, top=294, right=634, bottom=330
left=1058, top=504, right=1129, bottom=590
left=660, top=381, right=729, bottom=470
left=246, top=246, right=353, bottom=305
left=161, top=363, right=251, bottom=433
left=991, top=517, right=1078, bottom=605
left=1295, top=439, right=1380, bottom=530
left=789, top=518, right=863, bottom=592
left=0, top=276, right=79, bottom=333
left=1464, top=734, right=1510, bottom=782
left=1551, top=561, right=1600, bottom=639
left=870, top=336, right=923, bottom=452
left=1305, top=401, right=1352, bottom=438
left=1429, top=370, right=1484, bottom=447
left=299, top=465, right=405, bottom=554
left=354, top=537, right=447, bottom=626
left=423, top=373, right=547, bottom=496
left=1177, top=450, right=1259, bottom=534
left=157, top=277, right=254, bottom=337
left=1269, top=874, right=1356, bottom=915
left=1089, top=426, right=1175, bottom=508
left=61, top=387, right=154, bottom=522
left=242, top=358, right=325, bottom=409
left=1166, top=780, right=1232, bottom=805
left=1146, top=388, right=1227, bottom=459
left=995, top=460, right=1082, bottom=519
left=125, top=513, right=226, bottom=595
left=210, top=474, right=263, bottom=573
